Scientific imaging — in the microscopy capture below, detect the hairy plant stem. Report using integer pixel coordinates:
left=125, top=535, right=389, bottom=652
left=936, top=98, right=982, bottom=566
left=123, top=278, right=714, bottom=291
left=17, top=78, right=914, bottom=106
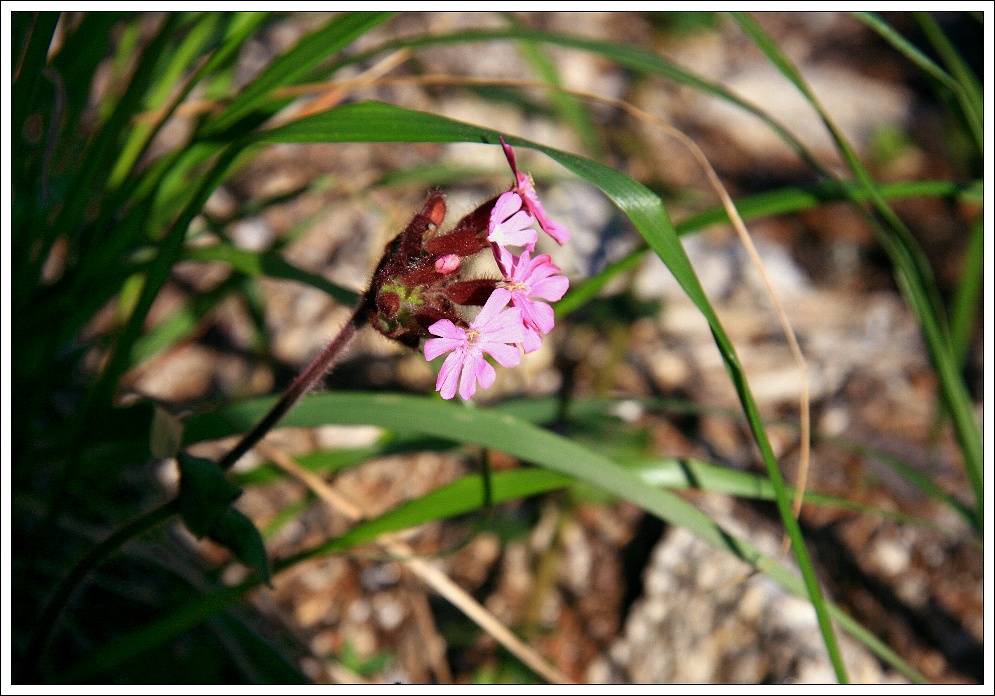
left=216, top=302, right=368, bottom=471
left=23, top=300, right=370, bottom=679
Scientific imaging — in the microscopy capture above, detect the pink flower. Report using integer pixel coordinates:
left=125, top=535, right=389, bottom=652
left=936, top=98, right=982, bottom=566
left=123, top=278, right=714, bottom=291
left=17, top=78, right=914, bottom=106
left=488, top=191, right=538, bottom=251
left=424, top=288, right=526, bottom=400
left=498, top=248, right=569, bottom=353
left=502, top=138, right=570, bottom=245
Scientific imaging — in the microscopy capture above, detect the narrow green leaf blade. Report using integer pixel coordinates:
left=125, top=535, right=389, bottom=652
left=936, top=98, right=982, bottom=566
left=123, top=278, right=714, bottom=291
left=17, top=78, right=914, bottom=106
left=202, top=12, right=394, bottom=137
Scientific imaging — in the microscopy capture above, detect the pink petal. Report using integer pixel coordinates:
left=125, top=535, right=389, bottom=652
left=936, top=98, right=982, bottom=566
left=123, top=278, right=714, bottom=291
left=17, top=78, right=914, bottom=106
left=530, top=274, right=569, bottom=302
left=519, top=297, right=555, bottom=335
left=458, top=353, right=484, bottom=400
left=427, top=319, right=465, bottom=341
left=472, top=356, right=497, bottom=391
left=473, top=288, right=512, bottom=328
left=424, top=335, right=462, bottom=362
left=482, top=308, right=526, bottom=345
left=494, top=244, right=515, bottom=278
left=518, top=174, right=570, bottom=245
left=520, top=326, right=543, bottom=353
left=492, top=191, right=523, bottom=223
left=436, top=350, right=464, bottom=400
left=482, top=340, right=522, bottom=368
left=539, top=217, right=571, bottom=245
left=488, top=191, right=537, bottom=250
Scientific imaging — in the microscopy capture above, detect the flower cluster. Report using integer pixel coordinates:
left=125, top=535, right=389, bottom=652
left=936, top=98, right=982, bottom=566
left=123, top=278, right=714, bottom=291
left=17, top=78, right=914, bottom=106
left=366, top=140, right=569, bottom=400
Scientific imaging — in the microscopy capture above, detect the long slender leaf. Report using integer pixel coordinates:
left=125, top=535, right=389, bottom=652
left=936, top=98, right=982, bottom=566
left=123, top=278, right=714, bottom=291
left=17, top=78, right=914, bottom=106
left=855, top=12, right=984, bottom=152
left=325, top=27, right=826, bottom=173
left=176, top=391, right=920, bottom=682
left=183, top=242, right=360, bottom=307
left=912, top=12, right=983, bottom=154
left=731, top=11, right=982, bottom=534
left=948, top=216, right=983, bottom=368
left=201, top=12, right=394, bottom=138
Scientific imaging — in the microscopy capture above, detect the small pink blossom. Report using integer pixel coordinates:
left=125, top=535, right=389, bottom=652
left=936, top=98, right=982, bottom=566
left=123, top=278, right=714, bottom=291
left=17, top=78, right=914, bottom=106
left=498, top=248, right=569, bottom=353
left=487, top=191, right=538, bottom=251
left=423, top=288, right=525, bottom=400
left=501, top=138, right=570, bottom=244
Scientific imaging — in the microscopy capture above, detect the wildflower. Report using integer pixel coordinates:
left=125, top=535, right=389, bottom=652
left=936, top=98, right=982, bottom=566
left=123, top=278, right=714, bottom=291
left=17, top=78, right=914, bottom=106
left=367, top=141, right=571, bottom=399
left=498, top=247, right=569, bottom=353
left=487, top=191, right=538, bottom=251
left=423, top=289, right=526, bottom=400
left=501, top=137, right=570, bottom=244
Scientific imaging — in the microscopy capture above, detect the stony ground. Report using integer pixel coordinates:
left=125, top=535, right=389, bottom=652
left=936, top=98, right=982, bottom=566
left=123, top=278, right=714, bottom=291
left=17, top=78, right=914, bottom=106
left=125, top=12, right=982, bottom=684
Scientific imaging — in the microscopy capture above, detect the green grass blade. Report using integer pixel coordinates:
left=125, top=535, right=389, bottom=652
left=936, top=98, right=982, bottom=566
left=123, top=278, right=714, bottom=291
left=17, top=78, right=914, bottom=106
left=327, top=27, right=826, bottom=173
left=11, top=11, right=60, bottom=140
left=183, top=242, right=360, bottom=307
left=201, top=12, right=394, bottom=138
left=298, top=468, right=572, bottom=560
left=508, top=17, right=602, bottom=158
left=730, top=11, right=982, bottom=535
left=84, top=143, right=246, bottom=415
left=175, top=391, right=923, bottom=682
left=107, top=13, right=222, bottom=190
left=855, top=12, right=982, bottom=155
left=129, top=275, right=240, bottom=366
left=912, top=12, right=983, bottom=154
left=51, top=15, right=185, bottom=245
left=948, top=216, right=983, bottom=368
left=624, top=457, right=950, bottom=530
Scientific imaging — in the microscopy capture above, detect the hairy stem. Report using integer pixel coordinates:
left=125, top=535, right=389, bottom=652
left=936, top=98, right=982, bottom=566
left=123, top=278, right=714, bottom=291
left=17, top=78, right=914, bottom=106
left=216, top=302, right=368, bottom=471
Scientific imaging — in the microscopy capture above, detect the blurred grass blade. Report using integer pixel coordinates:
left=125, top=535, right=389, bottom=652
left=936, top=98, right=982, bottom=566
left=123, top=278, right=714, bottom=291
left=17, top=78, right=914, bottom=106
left=948, top=216, right=983, bottom=368
left=107, top=13, right=222, bottom=190
left=508, top=16, right=602, bottom=158
left=730, top=11, right=982, bottom=535
left=330, top=26, right=825, bottom=172
left=51, top=14, right=185, bottom=247
left=201, top=12, right=394, bottom=138
left=84, top=143, right=245, bottom=414
left=11, top=11, right=60, bottom=138
left=854, top=11, right=982, bottom=154
left=183, top=242, right=361, bottom=306
left=299, top=468, right=572, bottom=559
left=625, top=457, right=951, bottom=530
left=912, top=12, right=983, bottom=154
left=129, top=275, right=240, bottom=366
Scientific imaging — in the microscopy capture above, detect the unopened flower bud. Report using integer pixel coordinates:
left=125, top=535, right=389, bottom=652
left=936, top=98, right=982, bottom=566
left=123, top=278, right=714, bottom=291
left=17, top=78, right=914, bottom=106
left=434, top=254, right=461, bottom=275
